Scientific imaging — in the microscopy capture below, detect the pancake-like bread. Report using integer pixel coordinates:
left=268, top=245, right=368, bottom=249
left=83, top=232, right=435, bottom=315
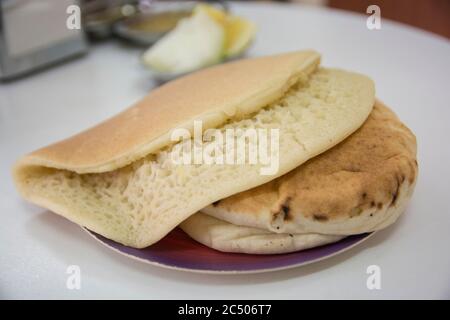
left=200, top=101, right=418, bottom=240
left=15, top=51, right=321, bottom=174
left=13, top=51, right=375, bottom=248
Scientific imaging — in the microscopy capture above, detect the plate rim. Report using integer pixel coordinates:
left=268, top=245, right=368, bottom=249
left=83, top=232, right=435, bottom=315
left=84, top=228, right=376, bottom=275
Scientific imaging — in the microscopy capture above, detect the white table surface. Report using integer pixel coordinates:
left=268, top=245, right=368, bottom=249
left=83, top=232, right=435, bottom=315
left=1, top=2, right=449, bottom=299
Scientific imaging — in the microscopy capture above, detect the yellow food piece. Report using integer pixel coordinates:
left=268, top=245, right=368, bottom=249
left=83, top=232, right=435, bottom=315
left=194, top=4, right=227, bottom=25
left=194, top=4, right=256, bottom=58
left=224, top=16, right=256, bottom=57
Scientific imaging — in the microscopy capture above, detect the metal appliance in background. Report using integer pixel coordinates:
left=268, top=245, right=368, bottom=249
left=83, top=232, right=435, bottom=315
left=0, top=0, right=88, bottom=80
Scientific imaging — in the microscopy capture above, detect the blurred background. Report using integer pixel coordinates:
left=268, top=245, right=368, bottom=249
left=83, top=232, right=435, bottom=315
left=302, top=0, right=450, bottom=38
left=151, top=0, right=450, bottom=38
left=0, top=0, right=449, bottom=80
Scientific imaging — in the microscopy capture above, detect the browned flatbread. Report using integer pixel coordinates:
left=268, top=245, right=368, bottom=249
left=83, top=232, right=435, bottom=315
left=202, top=101, right=418, bottom=235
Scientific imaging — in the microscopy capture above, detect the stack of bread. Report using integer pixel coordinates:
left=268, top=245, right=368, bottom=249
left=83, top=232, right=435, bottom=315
left=13, top=51, right=417, bottom=254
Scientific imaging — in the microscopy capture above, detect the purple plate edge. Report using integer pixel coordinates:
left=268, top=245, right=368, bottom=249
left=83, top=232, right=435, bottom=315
left=84, top=228, right=375, bottom=274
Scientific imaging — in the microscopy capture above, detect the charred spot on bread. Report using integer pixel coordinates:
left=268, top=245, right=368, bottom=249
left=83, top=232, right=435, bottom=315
left=271, top=196, right=292, bottom=223
left=313, top=213, right=328, bottom=221
left=281, top=197, right=292, bottom=221
left=281, top=204, right=290, bottom=216
left=390, top=175, right=401, bottom=207
left=212, top=200, right=221, bottom=207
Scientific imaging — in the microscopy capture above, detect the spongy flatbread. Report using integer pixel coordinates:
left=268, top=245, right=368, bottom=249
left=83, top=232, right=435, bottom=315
left=202, top=101, right=418, bottom=236
left=15, top=51, right=321, bottom=174
left=180, top=213, right=344, bottom=254
left=13, top=59, right=375, bottom=248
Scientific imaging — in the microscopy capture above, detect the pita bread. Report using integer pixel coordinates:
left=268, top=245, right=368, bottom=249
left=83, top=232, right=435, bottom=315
left=202, top=101, right=418, bottom=237
left=180, top=213, right=344, bottom=254
left=13, top=52, right=375, bottom=248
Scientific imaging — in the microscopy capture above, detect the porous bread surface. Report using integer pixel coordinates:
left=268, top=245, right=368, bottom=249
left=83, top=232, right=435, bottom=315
left=203, top=102, right=418, bottom=235
left=17, top=51, right=320, bottom=174
left=14, top=68, right=374, bottom=248
left=180, top=213, right=344, bottom=254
